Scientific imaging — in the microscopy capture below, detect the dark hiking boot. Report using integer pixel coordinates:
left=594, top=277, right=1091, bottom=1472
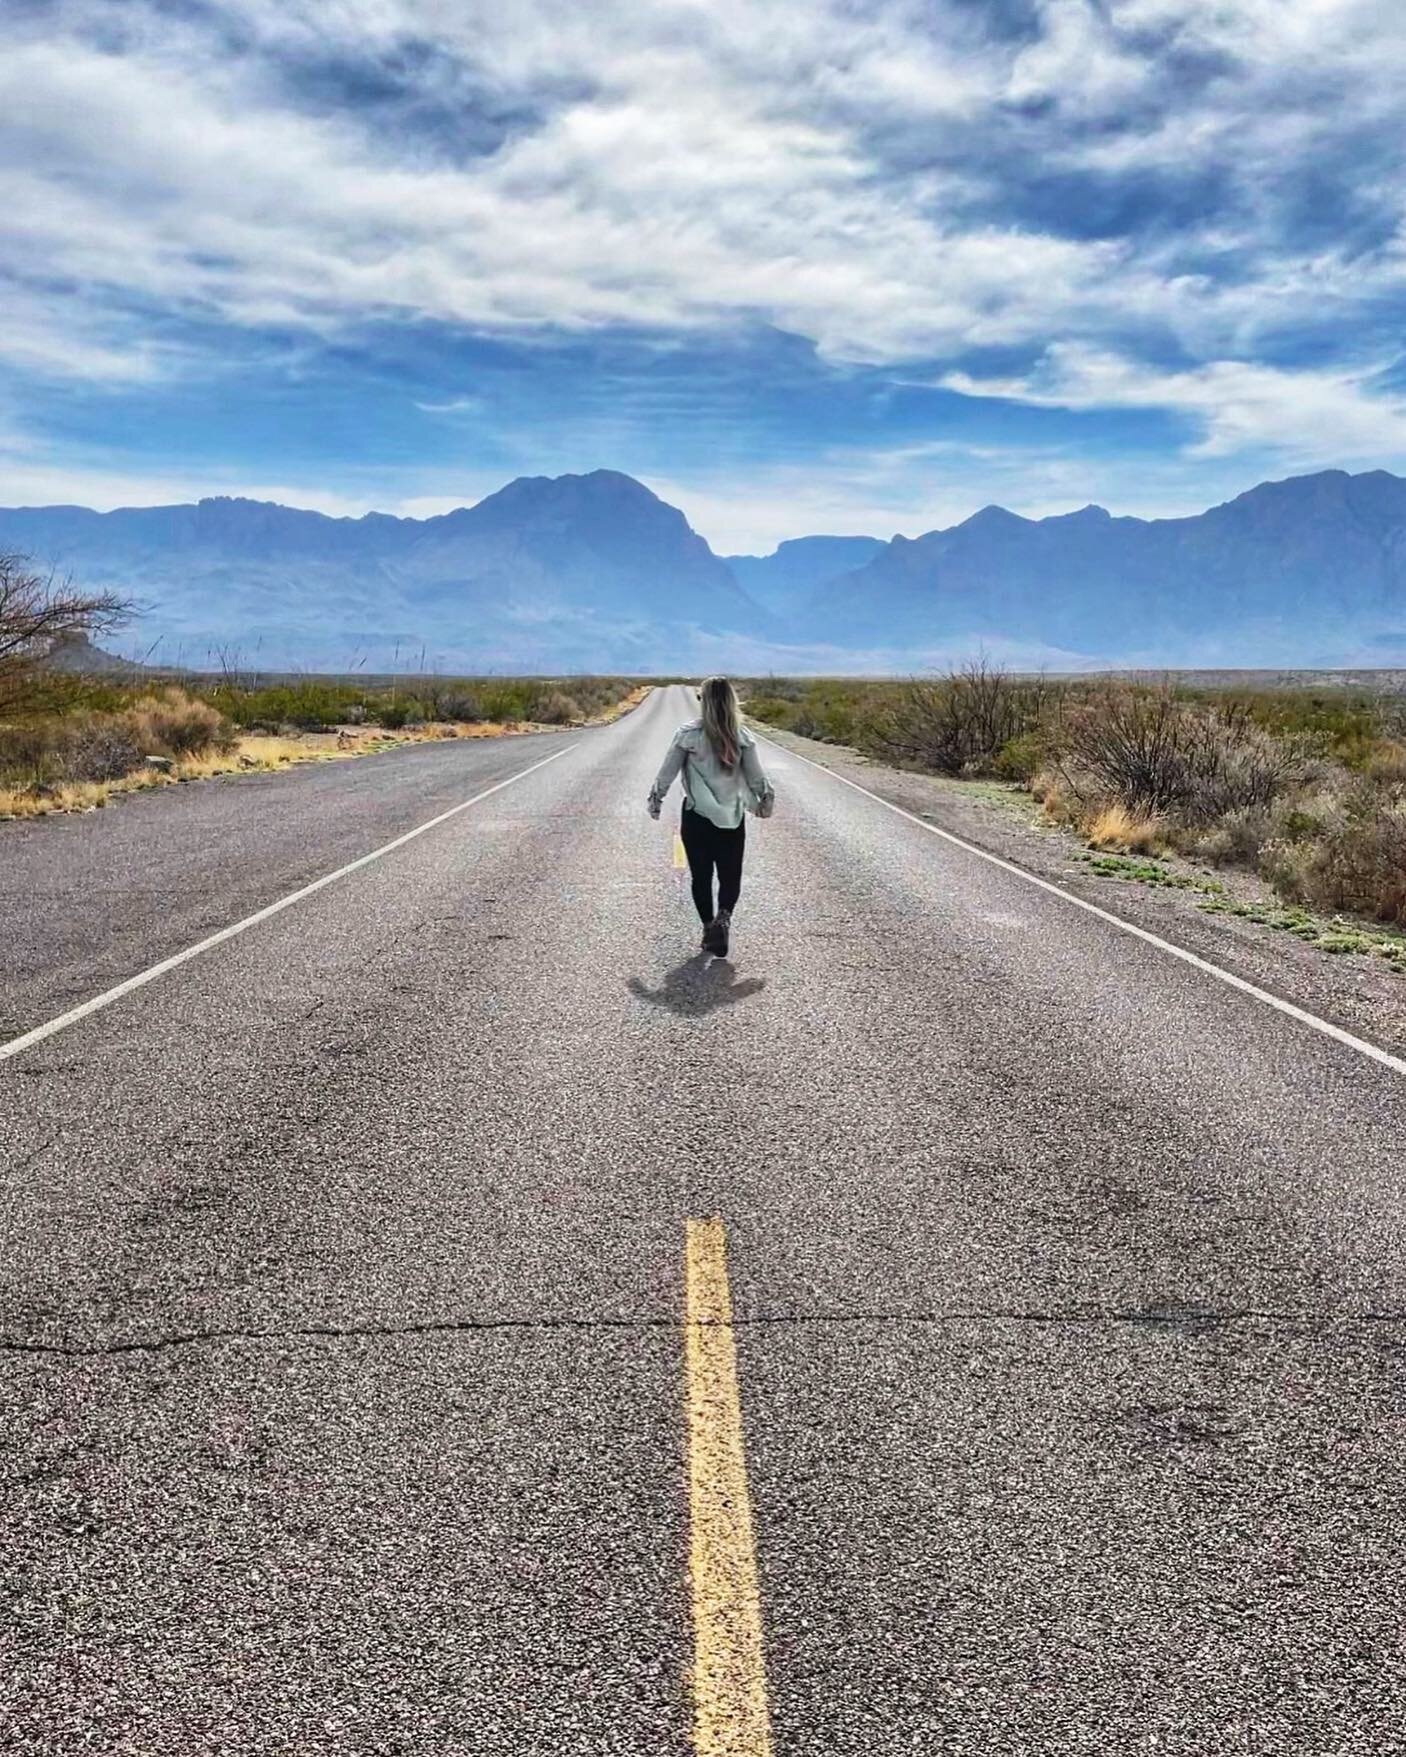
left=712, top=909, right=732, bottom=956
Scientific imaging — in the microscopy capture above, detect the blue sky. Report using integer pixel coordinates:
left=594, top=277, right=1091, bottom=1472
left=3, top=0, right=1406, bottom=551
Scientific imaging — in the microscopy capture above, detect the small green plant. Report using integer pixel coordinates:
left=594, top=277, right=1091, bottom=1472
left=1198, top=897, right=1406, bottom=969
left=992, top=731, right=1044, bottom=782
left=1079, top=852, right=1221, bottom=893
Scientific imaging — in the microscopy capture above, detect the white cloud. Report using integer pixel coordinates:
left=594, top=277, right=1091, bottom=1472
left=0, top=446, right=397, bottom=518
left=0, top=28, right=1120, bottom=367
left=942, top=344, right=1406, bottom=466
left=414, top=396, right=484, bottom=415
left=9, top=0, right=1405, bottom=383
left=0, top=280, right=165, bottom=383
left=645, top=433, right=1281, bottom=553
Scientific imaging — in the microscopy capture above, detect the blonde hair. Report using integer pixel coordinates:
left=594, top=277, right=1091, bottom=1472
left=699, top=675, right=741, bottom=770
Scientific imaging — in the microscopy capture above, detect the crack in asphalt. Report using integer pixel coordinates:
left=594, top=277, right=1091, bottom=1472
left=3, top=1304, right=1405, bottom=1359
left=6, top=1137, right=59, bottom=1175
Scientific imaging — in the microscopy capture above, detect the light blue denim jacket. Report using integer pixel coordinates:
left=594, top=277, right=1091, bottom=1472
left=647, top=720, right=774, bottom=829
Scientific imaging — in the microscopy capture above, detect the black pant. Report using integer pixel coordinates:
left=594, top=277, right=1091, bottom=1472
left=680, top=804, right=745, bottom=924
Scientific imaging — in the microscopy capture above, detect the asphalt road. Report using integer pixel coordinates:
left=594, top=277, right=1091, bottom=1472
left=3, top=682, right=1405, bottom=1754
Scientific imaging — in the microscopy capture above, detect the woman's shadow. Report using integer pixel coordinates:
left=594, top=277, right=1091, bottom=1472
left=627, top=953, right=766, bottom=1017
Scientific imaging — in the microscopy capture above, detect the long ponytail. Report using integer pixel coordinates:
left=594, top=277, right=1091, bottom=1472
left=699, top=675, right=741, bottom=770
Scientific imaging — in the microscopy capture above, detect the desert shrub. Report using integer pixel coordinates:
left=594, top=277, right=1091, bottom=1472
left=1261, top=789, right=1406, bottom=925
left=739, top=680, right=870, bottom=745
left=1053, top=689, right=1312, bottom=824
left=531, top=689, right=582, bottom=724
left=862, top=663, right=1048, bottom=775
left=1029, top=766, right=1071, bottom=815
left=863, top=683, right=966, bottom=770
left=743, top=694, right=795, bottom=727
left=1217, top=687, right=1395, bottom=766
left=63, top=718, right=145, bottom=782
left=790, top=705, right=829, bottom=740
left=123, top=688, right=236, bottom=757
left=1184, top=805, right=1273, bottom=867
left=426, top=688, right=484, bottom=722
left=1365, top=739, right=1406, bottom=785
left=0, top=688, right=232, bottom=787
left=479, top=682, right=536, bottom=722
left=201, top=674, right=633, bottom=731
left=1276, top=804, right=1327, bottom=841
left=0, top=720, right=63, bottom=783
left=1257, top=837, right=1319, bottom=905
left=213, top=679, right=357, bottom=731
left=992, top=731, right=1045, bottom=783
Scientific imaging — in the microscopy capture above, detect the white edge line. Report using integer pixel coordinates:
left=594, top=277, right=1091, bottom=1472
left=754, top=729, right=1406, bottom=1082
left=1, top=742, right=579, bottom=1063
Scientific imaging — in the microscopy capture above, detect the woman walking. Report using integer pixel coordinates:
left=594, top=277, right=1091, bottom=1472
left=647, top=677, right=774, bottom=957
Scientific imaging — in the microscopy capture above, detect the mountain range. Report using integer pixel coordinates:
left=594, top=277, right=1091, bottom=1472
left=3, top=466, right=1404, bottom=671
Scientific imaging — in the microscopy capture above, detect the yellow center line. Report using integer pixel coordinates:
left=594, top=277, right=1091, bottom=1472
left=673, top=831, right=687, bottom=870
left=684, top=1218, right=774, bottom=1756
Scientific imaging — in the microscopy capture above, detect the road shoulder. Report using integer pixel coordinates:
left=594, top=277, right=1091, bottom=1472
left=755, top=721, right=1406, bottom=1063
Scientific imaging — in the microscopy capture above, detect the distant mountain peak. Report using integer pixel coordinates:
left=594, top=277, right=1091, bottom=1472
left=484, top=467, right=669, bottom=503
left=956, top=503, right=1030, bottom=536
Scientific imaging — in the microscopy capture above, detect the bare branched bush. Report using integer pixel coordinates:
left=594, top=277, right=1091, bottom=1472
left=1053, top=688, right=1313, bottom=824
left=64, top=719, right=145, bottom=782
left=0, top=553, right=130, bottom=714
left=531, top=689, right=582, bottom=724
left=863, top=661, right=1049, bottom=775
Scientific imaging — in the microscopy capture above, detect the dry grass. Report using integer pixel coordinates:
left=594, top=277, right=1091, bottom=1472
left=1030, top=767, right=1075, bottom=822
left=0, top=733, right=344, bottom=817
left=1082, top=802, right=1168, bottom=853
left=1033, top=772, right=1167, bottom=853
left=592, top=684, right=652, bottom=723
left=0, top=779, right=110, bottom=818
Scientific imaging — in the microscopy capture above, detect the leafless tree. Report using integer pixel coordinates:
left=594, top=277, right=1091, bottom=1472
left=0, top=552, right=131, bottom=713
left=866, top=658, right=1040, bottom=775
